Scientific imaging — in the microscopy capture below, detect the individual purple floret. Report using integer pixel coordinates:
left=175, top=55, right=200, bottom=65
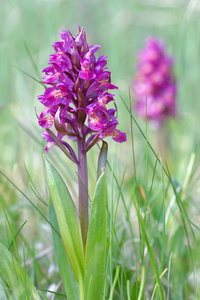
left=38, top=27, right=126, bottom=154
left=133, top=37, right=177, bottom=127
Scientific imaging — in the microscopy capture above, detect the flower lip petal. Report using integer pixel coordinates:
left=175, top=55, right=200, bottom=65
left=111, top=129, right=127, bottom=143
left=38, top=115, right=54, bottom=129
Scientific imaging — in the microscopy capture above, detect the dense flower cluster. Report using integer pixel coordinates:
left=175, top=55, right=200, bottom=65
left=133, top=37, right=176, bottom=127
left=38, top=27, right=126, bottom=153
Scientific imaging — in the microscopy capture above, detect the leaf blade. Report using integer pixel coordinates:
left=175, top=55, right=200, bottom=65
left=49, top=200, right=79, bottom=299
left=84, top=173, right=107, bottom=300
left=0, top=242, right=40, bottom=299
left=44, top=157, right=84, bottom=282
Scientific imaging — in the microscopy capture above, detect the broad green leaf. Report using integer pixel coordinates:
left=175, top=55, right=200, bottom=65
left=84, top=173, right=107, bottom=300
left=49, top=200, right=79, bottom=300
left=44, top=158, right=84, bottom=283
left=0, top=242, right=40, bottom=299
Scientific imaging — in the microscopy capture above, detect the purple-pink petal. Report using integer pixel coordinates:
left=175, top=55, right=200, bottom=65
left=111, top=129, right=127, bottom=143
left=38, top=115, right=54, bottom=129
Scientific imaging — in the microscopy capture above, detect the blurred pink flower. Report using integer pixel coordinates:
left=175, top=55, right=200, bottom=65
left=133, top=37, right=177, bottom=127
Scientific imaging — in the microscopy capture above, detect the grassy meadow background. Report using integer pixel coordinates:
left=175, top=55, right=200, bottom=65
left=1, top=0, right=200, bottom=298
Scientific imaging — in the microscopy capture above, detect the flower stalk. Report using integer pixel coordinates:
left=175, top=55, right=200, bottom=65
left=77, top=137, right=88, bottom=247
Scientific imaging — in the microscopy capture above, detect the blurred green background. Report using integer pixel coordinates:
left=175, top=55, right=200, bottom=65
left=1, top=0, right=200, bottom=172
left=1, top=0, right=200, bottom=298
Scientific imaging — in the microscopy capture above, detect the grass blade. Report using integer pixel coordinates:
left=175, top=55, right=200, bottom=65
left=134, top=201, right=165, bottom=300
left=138, top=266, right=145, bottom=300
left=14, top=66, right=45, bottom=87
left=8, top=220, right=27, bottom=250
left=0, top=169, right=59, bottom=237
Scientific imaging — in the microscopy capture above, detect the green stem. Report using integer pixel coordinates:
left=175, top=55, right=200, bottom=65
left=77, top=137, right=88, bottom=249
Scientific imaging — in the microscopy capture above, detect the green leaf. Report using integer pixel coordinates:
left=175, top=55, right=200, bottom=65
left=0, top=276, right=8, bottom=300
left=0, top=242, right=40, bottom=299
left=131, top=280, right=141, bottom=300
left=44, top=157, right=84, bottom=283
left=49, top=200, right=79, bottom=299
left=84, top=173, right=107, bottom=300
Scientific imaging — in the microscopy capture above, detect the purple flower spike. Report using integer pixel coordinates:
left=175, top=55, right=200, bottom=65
left=38, top=27, right=126, bottom=154
left=133, top=37, right=177, bottom=127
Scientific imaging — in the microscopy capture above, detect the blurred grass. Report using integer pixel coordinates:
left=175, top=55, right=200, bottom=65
left=1, top=0, right=200, bottom=170
left=1, top=0, right=200, bottom=299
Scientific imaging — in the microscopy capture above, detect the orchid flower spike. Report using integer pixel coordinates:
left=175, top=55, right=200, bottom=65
left=133, top=37, right=177, bottom=128
left=38, top=27, right=126, bottom=157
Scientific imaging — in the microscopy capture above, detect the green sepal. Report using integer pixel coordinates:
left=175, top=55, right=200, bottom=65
left=84, top=172, right=107, bottom=300
left=0, top=242, right=40, bottom=299
left=44, top=157, right=84, bottom=283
